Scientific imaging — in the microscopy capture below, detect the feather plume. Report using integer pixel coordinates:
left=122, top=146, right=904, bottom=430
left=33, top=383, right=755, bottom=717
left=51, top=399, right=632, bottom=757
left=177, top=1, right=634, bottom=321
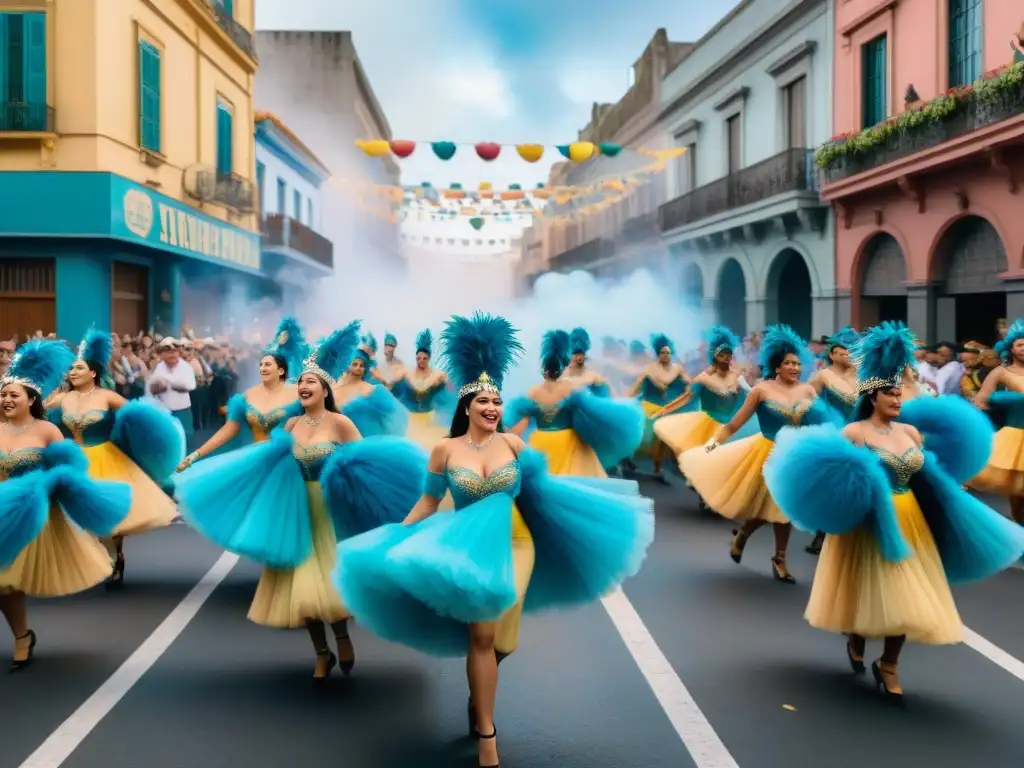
left=415, top=329, right=433, bottom=356
left=851, top=321, right=916, bottom=392
left=570, top=327, right=591, bottom=355
left=760, top=324, right=813, bottom=380
left=541, top=329, right=571, bottom=374
left=819, top=325, right=860, bottom=361
left=384, top=331, right=398, bottom=347
left=362, top=332, right=378, bottom=353
left=704, top=325, right=740, bottom=364
left=264, top=316, right=309, bottom=381
left=304, top=320, right=362, bottom=384
left=995, top=319, right=1024, bottom=362
left=440, top=312, right=523, bottom=391
left=78, top=327, right=113, bottom=369
left=650, top=333, right=674, bottom=354
left=629, top=340, right=646, bottom=356
left=2, top=339, right=75, bottom=396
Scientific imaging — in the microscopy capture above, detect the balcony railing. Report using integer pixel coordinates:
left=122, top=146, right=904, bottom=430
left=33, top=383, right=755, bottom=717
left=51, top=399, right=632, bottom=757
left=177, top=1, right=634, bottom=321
left=0, top=103, right=54, bottom=133
left=618, top=211, right=659, bottom=244
left=658, top=147, right=818, bottom=232
left=213, top=172, right=255, bottom=212
left=550, top=237, right=615, bottom=272
left=262, top=214, right=334, bottom=270
left=209, top=1, right=257, bottom=60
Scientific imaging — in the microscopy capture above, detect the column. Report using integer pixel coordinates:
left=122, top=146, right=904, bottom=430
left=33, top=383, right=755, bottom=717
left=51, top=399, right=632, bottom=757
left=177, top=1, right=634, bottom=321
left=744, top=297, right=766, bottom=336
left=905, top=284, right=936, bottom=342
left=1004, top=279, right=1024, bottom=323
left=811, top=295, right=837, bottom=339
left=834, top=288, right=852, bottom=329
left=55, top=253, right=111, bottom=343
left=151, top=261, right=181, bottom=337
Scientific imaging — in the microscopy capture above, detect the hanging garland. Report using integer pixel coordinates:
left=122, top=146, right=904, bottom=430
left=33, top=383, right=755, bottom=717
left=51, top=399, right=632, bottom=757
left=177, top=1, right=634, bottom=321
left=355, top=139, right=641, bottom=163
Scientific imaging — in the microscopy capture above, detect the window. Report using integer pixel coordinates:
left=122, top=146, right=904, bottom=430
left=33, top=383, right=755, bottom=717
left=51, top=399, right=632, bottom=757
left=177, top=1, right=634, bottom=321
left=256, top=161, right=265, bottom=214
left=0, top=12, right=47, bottom=130
left=726, top=115, right=741, bottom=174
left=861, top=35, right=887, bottom=128
left=138, top=41, right=161, bottom=152
left=306, top=198, right=313, bottom=226
left=216, top=98, right=233, bottom=175
left=276, top=178, right=286, bottom=215
left=214, top=0, right=234, bottom=17
left=784, top=77, right=806, bottom=148
left=683, top=144, right=696, bottom=192
left=948, top=0, right=982, bottom=87
left=293, top=190, right=301, bottom=219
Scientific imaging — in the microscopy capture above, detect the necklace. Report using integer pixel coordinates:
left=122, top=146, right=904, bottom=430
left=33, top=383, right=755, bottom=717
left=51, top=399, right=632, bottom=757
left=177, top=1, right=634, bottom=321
left=4, top=418, right=36, bottom=436
left=303, top=413, right=325, bottom=428
left=868, top=421, right=892, bottom=435
left=263, top=382, right=282, bottom=395
left=467, top=433, right=495, bottom=451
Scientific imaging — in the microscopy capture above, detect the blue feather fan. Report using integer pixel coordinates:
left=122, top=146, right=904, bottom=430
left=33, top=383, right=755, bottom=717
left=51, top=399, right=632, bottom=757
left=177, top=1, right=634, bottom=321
left=79, top=327, right=113, bottom=369
left=3, top=339, right=75, bottom=397
left=264, top=316, right=309, bottom=382
left=541, top=329, right=571, bottom=374
left=851, top=321, right=916, bottom=389
left=306, top=320, right=362, bottom=383
left=415, top=329, right=433, bottom=356
left=440, top=312, right=524, bottom=391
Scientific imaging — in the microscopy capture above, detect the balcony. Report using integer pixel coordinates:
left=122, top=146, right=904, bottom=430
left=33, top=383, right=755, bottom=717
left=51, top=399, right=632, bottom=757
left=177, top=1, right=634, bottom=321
left=262, top=214, right=334, bottom=270
left=818, top=63, right=1024, bottom=185
left=0, top=102, right=55, bottom=134
left=550, top=237, right=615, bottom=272
left=659, top=147, right=818, bottom=232
left=618, top=211, right=659, bottom=244
left=208, top=1, right=257, bottom=61
left=213, top=172, right=255, bottom=212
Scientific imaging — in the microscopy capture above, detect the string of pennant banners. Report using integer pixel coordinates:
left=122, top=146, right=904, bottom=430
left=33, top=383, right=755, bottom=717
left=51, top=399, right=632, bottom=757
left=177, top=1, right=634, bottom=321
left=354, top=139, right=682, bottom=164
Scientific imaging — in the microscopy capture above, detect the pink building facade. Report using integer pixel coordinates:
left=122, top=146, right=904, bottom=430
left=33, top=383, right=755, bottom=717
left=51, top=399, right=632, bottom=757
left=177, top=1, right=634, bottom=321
left=821, top=0, right=1024, bottom=345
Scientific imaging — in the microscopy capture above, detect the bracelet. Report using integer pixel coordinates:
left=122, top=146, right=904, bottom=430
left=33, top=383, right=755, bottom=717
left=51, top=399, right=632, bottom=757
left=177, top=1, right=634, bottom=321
left=187, top=451, right=200, bottom=465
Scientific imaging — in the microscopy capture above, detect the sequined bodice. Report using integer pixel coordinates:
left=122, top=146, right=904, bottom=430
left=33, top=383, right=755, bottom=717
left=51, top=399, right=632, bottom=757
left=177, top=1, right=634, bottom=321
left=756, top=399, right=812, bottom=441
left=532, top=401, right=573, bottom=431
left=700, top=386, right=744, bottom=425
left=247, top=403, right=294, bottom=442
left=640, top=375, right=686, bottom=406
left=445, top=460, right=522, bottom=509
left=396, top=375, right=444, bottom=413
left=58, top=408, right=114, bottom=447
left=0, top=447, right=44, bottom=480
left=870, top=445, right=924, bottom=494
left=823, top=385, right=857, bottom=421
left=292, top=441, right=337, bottom=482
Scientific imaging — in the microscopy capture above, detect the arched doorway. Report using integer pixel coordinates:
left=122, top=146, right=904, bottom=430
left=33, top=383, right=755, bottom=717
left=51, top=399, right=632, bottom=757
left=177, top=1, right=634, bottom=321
left=858, top=233, right=908, bottom=326
left=681, top=262, right=703, bottom=307
left=765, top=248, right=812, bottom=339
left=932, top=216, right=1008, bottom=345
left=716, top=258, right=747, bottom=334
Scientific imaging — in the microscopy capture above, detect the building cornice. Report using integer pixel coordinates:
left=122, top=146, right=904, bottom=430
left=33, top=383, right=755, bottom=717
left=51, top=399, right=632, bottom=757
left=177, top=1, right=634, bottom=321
left=713, top=86, right=749, bottom=112
left=175, top=0, right=258, bottom=73
left=766, top=40, right=817, bottom=77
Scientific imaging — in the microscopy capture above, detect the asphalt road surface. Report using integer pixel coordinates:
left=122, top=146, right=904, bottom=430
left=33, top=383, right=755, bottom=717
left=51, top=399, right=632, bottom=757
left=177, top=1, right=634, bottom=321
left=2, top=474, right=1022, bottom=768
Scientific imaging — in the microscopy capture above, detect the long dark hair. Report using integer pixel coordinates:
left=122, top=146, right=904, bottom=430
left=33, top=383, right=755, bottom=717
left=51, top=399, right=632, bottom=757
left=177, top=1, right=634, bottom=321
left=260, top=353, right=289, bottom=382
left=4, top=382, right=46, bottom=420
left=298, top=373, right=339, bottom=414
left=853, top=386, right=897, bottom=421
left=448, top=390, right=505, bottom=438
left=818, top=336, right=847, bottom=367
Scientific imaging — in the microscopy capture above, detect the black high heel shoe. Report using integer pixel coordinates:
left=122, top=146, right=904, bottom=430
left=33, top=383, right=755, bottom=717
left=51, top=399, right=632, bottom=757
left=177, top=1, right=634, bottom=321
left=105, top=553, right=125, bottom=590
left=805, top=531, right=825, bottom=555
left=9, top=629, right=36, bottom=673
left=335, top=632, right=355, bottom=676
left=475, top=726, right=500, bottom=768
left=729, top=529, right=749, bottom=564
left=845, top=639, right=865, bottom=675
left=871, top=660, right=905, bottom=706
left=771, top=555, right=796, bottom=584
left=313, top=649, right=336, bottom=682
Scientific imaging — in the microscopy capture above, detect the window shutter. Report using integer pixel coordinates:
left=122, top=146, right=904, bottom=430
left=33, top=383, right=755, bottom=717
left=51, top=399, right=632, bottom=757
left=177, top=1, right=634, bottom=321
left=216, top=103, right=233, bottom=174
left=23, top=12, right=46, bottom=127
left=220, top=0, right=234, bottom=17
left=0, top=15, right=9, bottom=105
left=139, top=42, right=161, bottom=152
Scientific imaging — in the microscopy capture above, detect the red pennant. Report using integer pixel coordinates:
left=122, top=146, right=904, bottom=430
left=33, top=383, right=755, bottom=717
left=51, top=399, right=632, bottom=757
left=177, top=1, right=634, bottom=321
left=475, top=142, right=501, bottom=161
left=390, top=140, right=416, bottom=158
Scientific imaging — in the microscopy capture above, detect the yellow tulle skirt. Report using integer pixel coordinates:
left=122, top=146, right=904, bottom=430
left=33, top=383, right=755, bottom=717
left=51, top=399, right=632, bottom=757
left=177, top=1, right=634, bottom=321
left=248, top=482, right=349, bottom=628
left=406, top=410, right=449, bottom=452
left=678, top=434, right=787, bottom=523
left=496, top=535, right=535, bottom=655
left=83, top=441, right=178, bottom=536
left=968, top=426, right=1024, bottom=497
left=528, top=428, right=606, bottom=477
left=806, top=491, right=962, bottom=644
left=0, top=502, right=113, bottom=597
left=653, top=411, right=719, bottom=456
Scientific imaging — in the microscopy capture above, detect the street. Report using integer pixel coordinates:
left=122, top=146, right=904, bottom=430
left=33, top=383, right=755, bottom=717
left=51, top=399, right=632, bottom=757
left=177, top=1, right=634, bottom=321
left=2, top=478, right=1023, bottom=768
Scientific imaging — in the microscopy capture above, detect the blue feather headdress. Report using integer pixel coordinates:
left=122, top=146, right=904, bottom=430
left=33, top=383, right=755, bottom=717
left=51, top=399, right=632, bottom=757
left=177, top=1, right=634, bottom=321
left=440, top=312, right=524, bottom=399
left=650, top=333, right=674, bottom=355
left=302, top=320, right=362, bottom=385
left=415, top=329, right=433, bottom=356
left=384, top=332, right=398, bottom=347
left=263, top=317, right=309, bottom=382
left=851, top=321, right=917, bottom=394
left=761, top=324, right=813, bottom=379
left=995, top=319, right=1024, bottom=362
left=541, top=329, right=571, bottom=375
left=570, top=327, right=591, bottom=356
left=704, top=325, right=740, bottom=364
left=820, top=325, right=859, bottom=361
left=78, top=327, right=114, bottom=369
left=1, top=339, right=75, bottom=396
left=362, top=332, right=378, bottom=354
left=629, top=340, right=646, bottom=356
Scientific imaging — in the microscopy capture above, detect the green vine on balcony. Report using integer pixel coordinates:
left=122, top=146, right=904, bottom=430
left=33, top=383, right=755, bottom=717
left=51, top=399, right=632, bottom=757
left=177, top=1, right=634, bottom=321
left=814, top=61, right=1024, bottom=169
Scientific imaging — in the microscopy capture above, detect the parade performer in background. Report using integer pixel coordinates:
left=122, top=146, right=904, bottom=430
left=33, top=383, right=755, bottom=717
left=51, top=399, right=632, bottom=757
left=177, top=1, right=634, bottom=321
left=506, top=329, right=644, bottom=476
left=0, top=339, right=132, bottom=670
left=175, top=322, right=426, bottom=680
left=331, top=328, right=409, bottom=438
left=971, top=318, right=1024, bottom=524
left=392, top=329, right=455, bottom=450
left=47, top=328, right=183, bottom=588
left=178, top=317, right=306, bottom=468
left=764, top=321, right=1024, bottom=702
left=680, top=325, right=827, bottom=583
left=561, top=327, right=611, bottom=396
left=627, top=334, right=690, bottom=481
left=333, top=312, right=654, bottom=768
left=378, top=332, right=406, bottom=384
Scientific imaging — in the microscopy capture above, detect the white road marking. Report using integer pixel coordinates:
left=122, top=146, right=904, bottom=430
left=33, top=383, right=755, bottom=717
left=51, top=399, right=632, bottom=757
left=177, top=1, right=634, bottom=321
left=601, top=588, right=740, bottom=768
left=964, top=627, right=1024, bottom=683
left=19, top=552, right=239, bottom=768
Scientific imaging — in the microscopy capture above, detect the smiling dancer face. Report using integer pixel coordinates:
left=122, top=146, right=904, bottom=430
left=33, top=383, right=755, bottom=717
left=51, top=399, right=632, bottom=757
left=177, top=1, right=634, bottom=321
left=466, top=391, right=503, bottom=434
left=297, top=372, right=333, bottom=412
left=416, top=350, right=430, bottom=371
left=829, top=344, right=851, bottom=368
left=258, top=354, right=287, bottom=386
left=67, top=359, right=101, bottom=390
left=712, top=346, right=733, bottom=372
left=774, top=353, right=802, bottom=384
left=1, top=382, right=44, bottom=422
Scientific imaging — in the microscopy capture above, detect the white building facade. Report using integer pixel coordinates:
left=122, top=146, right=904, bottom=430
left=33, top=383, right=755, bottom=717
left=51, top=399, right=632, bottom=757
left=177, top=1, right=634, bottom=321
left=658, top=0, right=835, bottom=339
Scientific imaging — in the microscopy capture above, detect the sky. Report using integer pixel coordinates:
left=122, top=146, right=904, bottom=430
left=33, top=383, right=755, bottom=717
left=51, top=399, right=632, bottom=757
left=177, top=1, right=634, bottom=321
left=254, top=0, right=734, bottom=192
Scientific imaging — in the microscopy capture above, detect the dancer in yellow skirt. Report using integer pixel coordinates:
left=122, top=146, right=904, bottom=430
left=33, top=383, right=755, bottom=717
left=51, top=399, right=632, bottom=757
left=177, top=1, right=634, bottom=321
left=175, top=321, right=426, bottom=680
left=507, top=329, right=644, bottom=477
left=972, top=318, right=1024, bottom=523
left=392, top=329, right=454, bottom=450
left=47, top=328, right=183, bottom=587
left=680, top=325, right=827, bottom=583
left=0, top=339, right=132, bottom=670
left=627, top=334, right=689, bottom=481
left=765, top=321, right=1024, bottom=703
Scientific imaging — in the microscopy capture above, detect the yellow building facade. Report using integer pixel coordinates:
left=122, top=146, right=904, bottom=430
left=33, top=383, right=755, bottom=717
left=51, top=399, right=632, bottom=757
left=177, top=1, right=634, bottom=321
left=0, top=0, right=266, bottom=342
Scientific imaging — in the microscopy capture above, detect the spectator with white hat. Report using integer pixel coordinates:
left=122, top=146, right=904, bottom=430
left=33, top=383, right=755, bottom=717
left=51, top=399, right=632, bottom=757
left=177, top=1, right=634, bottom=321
left=146, top=337, right=197, bottom=448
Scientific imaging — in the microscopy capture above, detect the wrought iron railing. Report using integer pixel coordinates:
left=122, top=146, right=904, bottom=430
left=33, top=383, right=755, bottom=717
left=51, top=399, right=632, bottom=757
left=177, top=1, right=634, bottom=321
left=550, top=238, right=615, bottom=271
left=209, top=1, right=257, bottom=60
left=213, top=172, right=255, bottom=212
left=658, top=147, right=817, bottom=232
left=0, top=103, right=54, bottom=132
left=262, top=214, right=334, bottom=270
